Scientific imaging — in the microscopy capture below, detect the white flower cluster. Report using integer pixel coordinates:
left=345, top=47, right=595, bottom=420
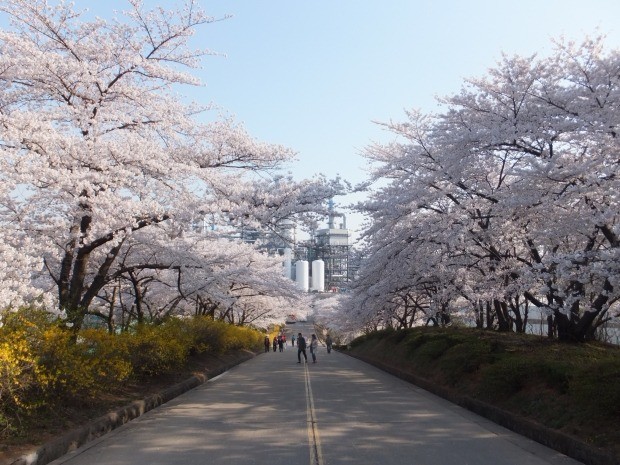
left=0, top=0, right=344, bottom=328
left=336, top=36, right=620, bottom=341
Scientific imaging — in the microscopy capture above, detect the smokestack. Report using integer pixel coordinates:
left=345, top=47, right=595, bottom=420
left=328, top=199, right=335, bottom=228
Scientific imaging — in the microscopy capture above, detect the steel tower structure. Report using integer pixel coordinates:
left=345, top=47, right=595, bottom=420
left=311, top=203, right=350, bottom=291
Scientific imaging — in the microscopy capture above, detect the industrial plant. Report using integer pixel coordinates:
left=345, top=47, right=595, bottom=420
left=280, top=205, right=352, bottom=293
left=191, top=202, right=353, bottom=293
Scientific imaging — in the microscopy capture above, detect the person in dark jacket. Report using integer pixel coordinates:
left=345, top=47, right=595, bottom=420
left=297, top=333, right=307, bottom=363
left=264, top=336, right=270, bottom=353
left=273, top=336, right=277, bottom=352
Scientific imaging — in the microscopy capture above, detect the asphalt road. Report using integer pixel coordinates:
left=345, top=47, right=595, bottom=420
left=48, top=322, right=582, bottom=465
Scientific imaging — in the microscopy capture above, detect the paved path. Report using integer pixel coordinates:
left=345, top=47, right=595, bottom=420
left=49, top=323, right=581, bottom=465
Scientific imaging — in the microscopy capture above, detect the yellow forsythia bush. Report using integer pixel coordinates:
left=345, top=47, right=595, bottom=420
left=36, top=326, right=132, bottom=401
left=0, top=337, right=32, bottom=435
left=184, top=317, right=263, bottom=353
left=184, top=317, right=228, bottom=353
left=0, top=331, right=38, bottom=412
left=0, top=309, right=49, bottom=418
left=121, top=317, right=263, bottom=377
left=0, top=309, right=132, bottom=408
left=122, top=322, right=191, bottom=377
left=0, top=309, right=55, bottom=435
left=1, top=308, right=265, bottom=438
left=219, top=323, right=263, bottom=352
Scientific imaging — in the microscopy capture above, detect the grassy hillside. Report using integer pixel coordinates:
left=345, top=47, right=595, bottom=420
left=344, top=327, right=620, bottom=462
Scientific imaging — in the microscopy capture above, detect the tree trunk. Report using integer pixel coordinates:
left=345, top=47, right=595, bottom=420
left=494, top=300, right=511, bottom=332
left=474, top=301, right=484, bottom=329
left=546, top=315, right=555, bottom=338
left=508, top=297, right=525, bottom=333
left=554, top=311, right=576, bottom=342
left=485, top=301, right=495, bottom=329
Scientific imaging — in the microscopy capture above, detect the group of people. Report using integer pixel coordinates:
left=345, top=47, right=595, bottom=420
left=296, top=332, right=333, bottom=363
left=264, top=331, right=334, bottom=364
left=264, top=333, right=287, bottom=353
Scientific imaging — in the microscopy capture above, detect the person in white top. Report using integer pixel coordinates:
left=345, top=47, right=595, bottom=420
left=310, top=334, right=318, bottom=363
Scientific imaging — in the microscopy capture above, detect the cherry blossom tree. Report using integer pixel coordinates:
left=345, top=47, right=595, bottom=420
left=0, top=0, right=343, bottom=330
left=89, top=231, right=301, bottom=330
left=343, top=36, right=620, bottom=342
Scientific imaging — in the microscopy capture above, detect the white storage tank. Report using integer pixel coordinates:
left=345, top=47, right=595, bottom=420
left=311, top=259, right=325, bottom=292
left=283, top=248, right=292, bottom=279
left=295, top=260, right=309, bottom=292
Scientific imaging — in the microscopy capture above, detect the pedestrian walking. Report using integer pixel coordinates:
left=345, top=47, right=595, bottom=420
left=326, top=334, right=333, bottom=354
left=297, top=332, right=307, bottom=363
left=278, top=335, right=284, bottom=352
left=273, top=336, right=277, bottom=352
left=310, top=334, right=318, bottom=363
left=264, top=336, right=270, bottom=353
left=292, top=334, right=296, bottom=347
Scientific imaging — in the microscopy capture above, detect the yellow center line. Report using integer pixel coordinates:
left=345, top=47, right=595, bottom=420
left=304, top=361, right=324, bottom=465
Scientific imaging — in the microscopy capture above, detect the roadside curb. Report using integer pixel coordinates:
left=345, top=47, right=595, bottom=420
left=342, top=350, right=618, bottom=465
left=9, top=350, right=257, bottom=465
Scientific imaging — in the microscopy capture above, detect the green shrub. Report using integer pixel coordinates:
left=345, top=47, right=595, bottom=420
left=479, top=356, right=531, bottom=399
left=404, top=332, right=431, bottom=354
left=569, top=360, right=620, bottom=418
left=387, top=328, right=409, bottom=345
left=348, top=334, right=368, bottom=348
left=409, top=337, right=452, bottom=364
left=405, top=330, right=470, bottom=358
left=438, top=340, right=493, bottom=385
left=536, top=361, right=570, bottom=393
left=477, top=354, right=569, bottom=398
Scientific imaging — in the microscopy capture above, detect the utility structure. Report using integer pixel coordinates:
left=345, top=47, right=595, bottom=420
left=204, top=202, right=352, bottom=293
left=310, top=204, right=350, bottom=292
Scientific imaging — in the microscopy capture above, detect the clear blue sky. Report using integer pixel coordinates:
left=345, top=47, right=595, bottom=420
left=193, top=0, right=620, bottom=238
left=11, top=1, right=620, bottom=237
